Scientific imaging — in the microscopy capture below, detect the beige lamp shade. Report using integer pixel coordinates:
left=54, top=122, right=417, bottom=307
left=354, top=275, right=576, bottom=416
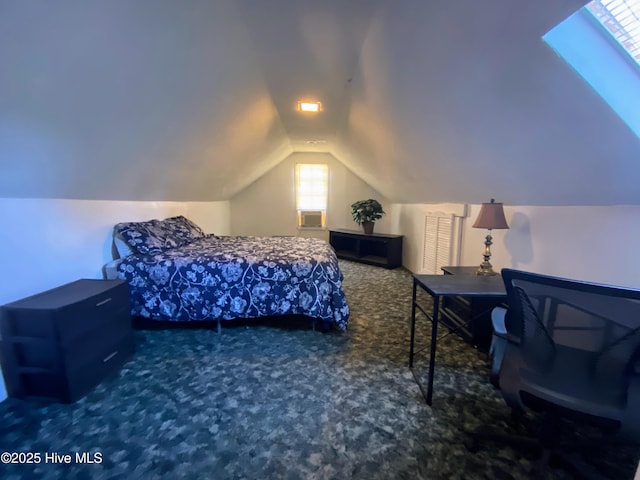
left=472, top=199, right=509, bottom=230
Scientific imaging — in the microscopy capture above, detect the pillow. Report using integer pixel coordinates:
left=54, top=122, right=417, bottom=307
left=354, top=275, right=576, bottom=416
left=160, top=216, right=206, bottom=247
left=179, top=216, right=207, bottom=239
left=114, top=219, right=180, bottom=256
left=113, top=216, right=207, bottom=256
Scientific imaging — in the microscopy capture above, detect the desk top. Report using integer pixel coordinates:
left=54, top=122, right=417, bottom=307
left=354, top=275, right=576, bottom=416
left=413, top=274, right=506, bottom=298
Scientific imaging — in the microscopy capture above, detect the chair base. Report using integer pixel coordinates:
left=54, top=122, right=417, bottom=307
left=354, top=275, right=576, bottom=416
left=465, top=411, right=635, bottom=480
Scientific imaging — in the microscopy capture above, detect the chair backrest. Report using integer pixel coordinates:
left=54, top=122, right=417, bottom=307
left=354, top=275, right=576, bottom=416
left=500, top=268, right=640, bottom=412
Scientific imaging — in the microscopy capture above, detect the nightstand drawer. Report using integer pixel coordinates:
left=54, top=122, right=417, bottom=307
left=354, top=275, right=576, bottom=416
left=62, top=307, right=132, bottom=366
left=56, top=282, right=130, bottom=347
left=64, top=330, right=134, bottom=403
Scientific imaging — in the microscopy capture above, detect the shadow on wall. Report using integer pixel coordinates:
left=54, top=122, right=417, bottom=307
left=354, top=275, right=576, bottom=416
left=505, top=212, right=533, bottom=269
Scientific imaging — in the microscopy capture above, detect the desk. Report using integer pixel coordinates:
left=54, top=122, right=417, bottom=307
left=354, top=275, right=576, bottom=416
left=409, top=273, right=506, bottom=405
left=440, top=266, right=506, bottom=351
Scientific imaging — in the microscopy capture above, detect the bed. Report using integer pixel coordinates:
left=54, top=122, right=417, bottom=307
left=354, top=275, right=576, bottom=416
left=105, top=216, right=349, bottom=331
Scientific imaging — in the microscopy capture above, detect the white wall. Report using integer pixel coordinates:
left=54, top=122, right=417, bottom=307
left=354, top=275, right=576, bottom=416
left=0, top=198, right=230, bottom=402
left=397, top=202, right=640, bottom=290
left=0, top=198, right=230, bottom=305
left=461, top=204, right=640, bottom=289
left=229, top=152, right=392, bottom=240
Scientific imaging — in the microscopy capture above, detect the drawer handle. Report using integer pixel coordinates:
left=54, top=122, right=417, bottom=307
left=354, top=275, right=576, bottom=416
left=103, top=351, right=118, bottom=363
left=96, top=298, right=112, bottom=307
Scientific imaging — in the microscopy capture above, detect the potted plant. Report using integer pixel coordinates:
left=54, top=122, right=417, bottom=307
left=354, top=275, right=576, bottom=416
left=351, top=199, right=385, bottom=234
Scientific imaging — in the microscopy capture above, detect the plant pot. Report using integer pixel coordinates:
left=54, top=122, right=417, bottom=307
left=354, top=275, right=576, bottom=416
left=362, top=222, right=374, bottom=234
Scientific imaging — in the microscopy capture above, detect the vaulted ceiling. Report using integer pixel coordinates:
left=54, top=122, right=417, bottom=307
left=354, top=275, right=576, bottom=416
left=1, top=0, right=639, bottom=205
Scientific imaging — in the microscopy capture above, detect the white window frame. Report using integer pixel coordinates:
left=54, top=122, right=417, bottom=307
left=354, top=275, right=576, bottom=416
left=295, top=164, right=328, bottom=229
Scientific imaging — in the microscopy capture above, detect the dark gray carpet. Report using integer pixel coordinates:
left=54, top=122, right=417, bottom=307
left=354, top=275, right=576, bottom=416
left=0, top=261, right=638, bottom=479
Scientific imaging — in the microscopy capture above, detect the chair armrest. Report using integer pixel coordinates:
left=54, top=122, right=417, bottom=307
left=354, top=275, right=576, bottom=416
left=491, top=306, right=521, bottom=344
left=489, top=307, right=510, bottom=388
left=492, top=307, right=508, bottom=334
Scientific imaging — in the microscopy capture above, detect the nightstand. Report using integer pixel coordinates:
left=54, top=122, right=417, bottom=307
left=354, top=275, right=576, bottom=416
left=0, top=279, right=134, bottom=403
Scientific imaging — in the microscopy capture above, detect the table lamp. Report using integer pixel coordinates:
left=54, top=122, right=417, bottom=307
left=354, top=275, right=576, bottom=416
left=472, top=199, right=509, bottom=276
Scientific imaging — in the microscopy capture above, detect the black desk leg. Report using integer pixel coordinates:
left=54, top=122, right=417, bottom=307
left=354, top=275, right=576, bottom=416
left=409, top=278, right=418, bottom=368
left=426, top=295, right=440, bottom=406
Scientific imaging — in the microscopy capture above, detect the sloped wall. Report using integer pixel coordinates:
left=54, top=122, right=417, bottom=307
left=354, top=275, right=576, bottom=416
left=339, top=0, right=640, bottom=205
left=229, top=152, right=392, bottom=240
left=0, top=0, right=289, bottom=201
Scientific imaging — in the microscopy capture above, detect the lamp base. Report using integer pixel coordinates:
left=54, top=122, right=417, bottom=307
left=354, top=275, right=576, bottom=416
left=476, top=262, right=498, bottom=276
left=476, top=232, right=499, bottom=276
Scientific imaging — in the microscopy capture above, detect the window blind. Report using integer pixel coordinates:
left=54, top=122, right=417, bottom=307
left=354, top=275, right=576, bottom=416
left=295, top=164, right=328, bottom=211
left=587, top=0, right=640, bottom=65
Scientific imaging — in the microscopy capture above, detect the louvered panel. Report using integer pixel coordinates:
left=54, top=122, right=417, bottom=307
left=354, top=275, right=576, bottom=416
left=422, top=216, right=437, bottom=273
left=435, top=217, right=452, bottom=271
left=422, top=214, right=454, bottom=274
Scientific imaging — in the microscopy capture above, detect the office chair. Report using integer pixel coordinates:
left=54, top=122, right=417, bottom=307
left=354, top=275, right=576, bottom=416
left=467, top=268, right=640, bottom=478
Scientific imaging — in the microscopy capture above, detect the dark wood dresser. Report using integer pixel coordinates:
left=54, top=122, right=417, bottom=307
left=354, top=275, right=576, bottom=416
left=440, top=266, right=506, bottom=352
left=0, top=279, right=134, bottom=403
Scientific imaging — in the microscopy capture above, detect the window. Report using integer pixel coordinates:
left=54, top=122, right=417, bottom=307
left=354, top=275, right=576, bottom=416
left=295, top=164, right=328, bottom=228
left=543, top=0, right=640, bottom=138
left=586, top=0, right=640, bottom=66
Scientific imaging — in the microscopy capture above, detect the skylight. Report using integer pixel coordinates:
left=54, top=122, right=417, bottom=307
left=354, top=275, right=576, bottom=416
left=543, top=0, right=640, bottom=138
left=586, top=0, right=640, bottom=66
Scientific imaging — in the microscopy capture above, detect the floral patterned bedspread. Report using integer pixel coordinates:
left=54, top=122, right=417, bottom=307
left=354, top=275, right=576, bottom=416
left=116, top=235, right=349, bottom=330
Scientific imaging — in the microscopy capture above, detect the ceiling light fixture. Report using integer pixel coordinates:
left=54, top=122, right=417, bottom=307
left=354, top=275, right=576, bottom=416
left=298, top=101, right=322, bottom=112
